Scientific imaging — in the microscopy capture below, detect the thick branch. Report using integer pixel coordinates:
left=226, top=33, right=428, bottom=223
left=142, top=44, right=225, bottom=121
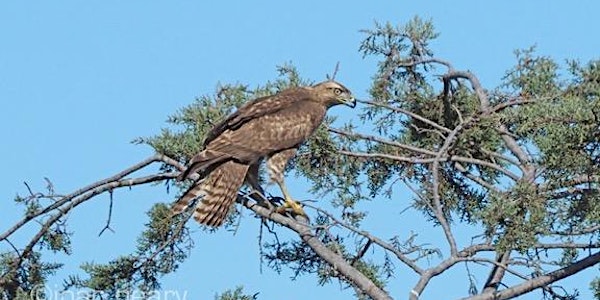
left=432, top=117, right=473, bottom=256
left=444, top=70, right=533, bottom=174
left=410, top=255, right=465, bottom=299
left=4, top=153, right=393, bottom=300
left=551, top=225, right=600, bottom=236
left=540, top=174, right=600, bottom=193
left=243, top=201, right=393, bottom=300
left=398, top=57, right=454, bottom=71
left=482, top=251, right=511, bottom=293
left=461, top=251, right=600, bottom=300
left=443, top=70, right=489, bottom=110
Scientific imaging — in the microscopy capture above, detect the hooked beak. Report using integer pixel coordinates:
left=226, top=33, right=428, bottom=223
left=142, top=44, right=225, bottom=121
left=342, top=96, right=356, bottom=108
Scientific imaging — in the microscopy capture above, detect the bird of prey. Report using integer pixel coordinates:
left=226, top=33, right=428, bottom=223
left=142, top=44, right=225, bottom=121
left=173, top=80, right=355, bottom=227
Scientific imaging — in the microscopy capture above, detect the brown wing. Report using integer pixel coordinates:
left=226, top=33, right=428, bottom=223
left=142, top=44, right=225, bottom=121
left=206, top=100, right=326, bottom=157
left=179, top=88, right=316, bottom=180
left=203, top=88, right=309, bottom=146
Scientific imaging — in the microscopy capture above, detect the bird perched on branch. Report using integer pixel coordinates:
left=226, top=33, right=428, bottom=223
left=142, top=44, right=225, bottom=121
left=173, top=80, right=355, bottom=227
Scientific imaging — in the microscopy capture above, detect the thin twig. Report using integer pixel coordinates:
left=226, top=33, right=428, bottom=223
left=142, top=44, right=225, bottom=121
left=304, top=203, right=424, bottom=275
left=357, top=99, right=452, bottom=134
left=0, top=155, right=167, bottom=242
left=245, top=201, right=393, bottom=300
left=329, top=127, right=438, bottom=156
left=98, top=189, right=115, bottom=236
left=10, top=173, right=178, bottom=272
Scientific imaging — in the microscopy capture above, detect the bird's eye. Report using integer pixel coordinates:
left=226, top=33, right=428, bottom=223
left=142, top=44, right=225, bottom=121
left=333, top=88, right=342, bottom=95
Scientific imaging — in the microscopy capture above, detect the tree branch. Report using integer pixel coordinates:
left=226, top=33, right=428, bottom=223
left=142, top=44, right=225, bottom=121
left=482, top=251, right=511, bottom=293
left=329, top=127, right=438, bottom=157
left=356, top=99, right=452, bottom=134
left=337, top=150, right=520, bottom=181
left=9, top=173, right=178, bottom=272
left=460, top=251, right=600, bottom=300
left=4, top=153, right=394, bottom=300
left=304, top=203, right=424, bottom=275
left=0, top=154, right=169, bottom=242
left=243, top=201, right=393, bottom=300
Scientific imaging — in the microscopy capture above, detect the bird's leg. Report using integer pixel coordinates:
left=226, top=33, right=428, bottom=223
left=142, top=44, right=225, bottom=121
left=274, top=178, right=307, bottom=216
left=267, top=149, right=307, bottom=217
left=246, top=187, right=275, bottom=210
left=243, top=161, right=274, bottom=209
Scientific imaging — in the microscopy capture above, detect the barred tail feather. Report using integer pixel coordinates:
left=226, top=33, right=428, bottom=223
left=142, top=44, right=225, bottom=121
left=172, top=181, right=204, bottom=215
left=174, top=161, right=248, bottom=227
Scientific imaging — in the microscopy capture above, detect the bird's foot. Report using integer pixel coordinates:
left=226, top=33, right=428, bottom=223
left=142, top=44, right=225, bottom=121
left=246, top=189, right=273, bottom=209
left=276, top=198, right=307, bottom=217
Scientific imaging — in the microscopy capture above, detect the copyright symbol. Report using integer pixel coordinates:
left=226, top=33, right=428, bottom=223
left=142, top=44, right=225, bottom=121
left=29, top=284, right=48, bottom=300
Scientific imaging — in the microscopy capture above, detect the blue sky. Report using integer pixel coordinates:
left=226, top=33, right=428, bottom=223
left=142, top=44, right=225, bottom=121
left=1, top=1, right=599, bottom=299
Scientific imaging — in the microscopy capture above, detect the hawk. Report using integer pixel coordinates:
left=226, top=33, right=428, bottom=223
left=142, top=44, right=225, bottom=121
left=174, top=80, right=355, bottom=227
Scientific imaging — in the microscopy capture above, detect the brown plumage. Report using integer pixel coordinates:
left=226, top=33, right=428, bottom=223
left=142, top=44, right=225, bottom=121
left=173, top=80, right=355, bottom=227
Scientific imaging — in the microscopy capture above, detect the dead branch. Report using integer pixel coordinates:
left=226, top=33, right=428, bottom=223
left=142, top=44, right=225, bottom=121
left=98, top=189, right=115, bottom=236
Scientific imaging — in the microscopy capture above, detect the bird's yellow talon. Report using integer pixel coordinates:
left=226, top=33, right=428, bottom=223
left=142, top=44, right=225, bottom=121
left=276, top=198, right=307, bottom=216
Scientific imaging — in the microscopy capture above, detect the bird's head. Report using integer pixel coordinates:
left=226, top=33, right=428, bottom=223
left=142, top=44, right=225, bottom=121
left=311, top=80, right=355, bottom=108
